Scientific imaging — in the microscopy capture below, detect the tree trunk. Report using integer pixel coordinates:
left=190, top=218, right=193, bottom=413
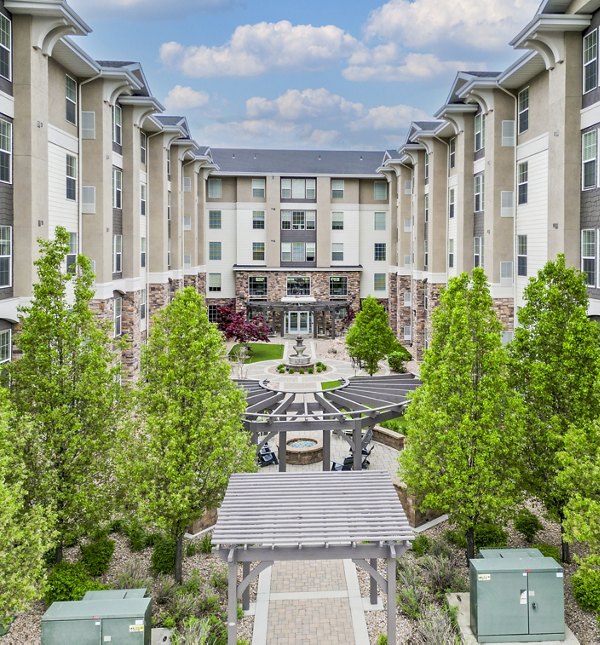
left=560, top=522, right=570, bottom=564
left=466, top=527, right=475, bottom=563
left=175, top=533, right=184, bottom=584
left=54, top=543, right=63, bottom=564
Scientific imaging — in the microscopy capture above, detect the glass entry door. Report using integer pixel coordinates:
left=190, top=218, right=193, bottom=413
left=286, top=311, right=312, bottom=335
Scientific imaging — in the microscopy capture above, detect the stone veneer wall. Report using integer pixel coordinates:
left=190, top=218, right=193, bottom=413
left=149, top=283, right=169, bottom=318
left=493, top=297, right=514, bottom=331
left=121, top=290, right=146, bottom=378
left=412, top=279, right=444, bottom=361
left=396, top=275, right=412, bottom=353
left=388, top=273, right=398, bottom=334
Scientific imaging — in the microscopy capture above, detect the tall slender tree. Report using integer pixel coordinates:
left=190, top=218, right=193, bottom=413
left=127, top=287, right=255, bottom=583
left=509, top=254, right=600, bottom=562
left=400, top=269, right=525, bottom=560
left=9, top=227, right=123, bottom=561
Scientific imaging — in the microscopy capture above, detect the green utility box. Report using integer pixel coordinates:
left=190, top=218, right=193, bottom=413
left=470, top=550, right=565, bottom=643
left=41, top=589, right=151, bottom=645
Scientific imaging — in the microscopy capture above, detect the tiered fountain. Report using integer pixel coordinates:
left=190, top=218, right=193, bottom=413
left=284, top=335, right=314, bottom=370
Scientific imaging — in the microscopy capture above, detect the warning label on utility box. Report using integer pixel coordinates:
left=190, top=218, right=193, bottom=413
left=129, top=625, right=144, bottom=633
left=478, top=573, right=491, bottom=581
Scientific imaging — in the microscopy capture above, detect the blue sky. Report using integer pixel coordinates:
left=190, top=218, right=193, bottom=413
left=69, top=0, right=541, bottom=150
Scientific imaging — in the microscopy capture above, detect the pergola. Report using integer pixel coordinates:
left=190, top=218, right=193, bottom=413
left=236, top=373, right=422, bottom=471
left=213, top=471, right=414, bottom=645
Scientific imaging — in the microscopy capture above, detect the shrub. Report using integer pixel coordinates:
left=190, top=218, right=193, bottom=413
left=376, top=636, right=388, bottom=645
left=172, top=616, right=213, bottom=645
left=418, top=555, right=468, bottom=595
left=151, top=535, right=177, bottom=576
left=428, top=537, right=452, bottom=559
left=210, top=570, right=228, bottom=592
left=396, top=559, right=430, bottom=619
left=276, top=364, right=285, bottom=374
left=388, top=351, right=408, bottom=373
left=532, top=543, right=561, bottom=561
left=154, top=574, right=177, bottom=606
left=514, top=508, right=543, bottom=543
left=170, top=591, right=201, bottom=625
left=445, top=523, right=507, bottom=550
left=181, top=569, right=203, bottom=595
left=80, top=536, right=115, bottom=577
left=185, top=540, right=201, bottom=557
left=572, top=563, right=600, bottom=613
left=114, top=560, right=152, bottom=591
left=124, top=521, right=157, bottom=552
left=199, top=532, right=213, bottom=554
left=412, top=604, right=458, bottom=644
left=299, top=369, right=304, bottom=374
left=199, top=593, right=220, bottom=613
left=411, top=535, right=430, bottom=557
left=44, top=562, right=108, bottom=604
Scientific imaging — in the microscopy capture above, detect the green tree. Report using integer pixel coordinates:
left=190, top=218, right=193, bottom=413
left=509, top=254, right=600, bottom=562
left=400, top=269, right=525, bottom=561
left=9, top=227, right=123, bottom=562
left=127, top=287, right=255, bottom=583
left=345, top=296, right=397, bottom=375
left=0, top=389, right=55, bottom=625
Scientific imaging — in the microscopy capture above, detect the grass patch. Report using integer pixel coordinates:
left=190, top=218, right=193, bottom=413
left=321, top=380, right=342, bottom=390
left=230, top=343, right=284, bottom=363
left=380, top=415, right=409, bottom=434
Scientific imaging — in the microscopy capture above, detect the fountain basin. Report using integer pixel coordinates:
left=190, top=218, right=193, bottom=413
left=285, top=436, right=323, bottom=465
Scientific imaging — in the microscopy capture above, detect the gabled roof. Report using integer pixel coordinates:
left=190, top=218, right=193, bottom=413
left=96, top=61, right=152, bottom=97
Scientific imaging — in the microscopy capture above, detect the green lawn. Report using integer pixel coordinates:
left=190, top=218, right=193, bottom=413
left=380, top=414, right=409, bottom=435
left=321, top=379, right=343, bottom=390
left=230, top=343, right=284, bottom=364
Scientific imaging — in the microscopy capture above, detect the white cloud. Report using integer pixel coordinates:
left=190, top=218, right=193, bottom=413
left=160, top=21, right=359, bottom=77
left=71, top=0, right=236, bottom=17
left=164, top=85, right=210, bottom=111
left=364, top=0, right=539, bottom=52
left=351, top=104, right=430, bottom=132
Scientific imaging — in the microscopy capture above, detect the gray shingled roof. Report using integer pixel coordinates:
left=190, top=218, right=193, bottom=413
left=208, top=148, right=386, bottom=175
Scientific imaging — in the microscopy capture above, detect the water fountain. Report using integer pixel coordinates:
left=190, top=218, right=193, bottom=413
left=285, top=335, right=314, bottom=369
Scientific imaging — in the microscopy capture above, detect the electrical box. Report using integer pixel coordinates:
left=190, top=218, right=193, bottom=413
left=41, top=589, right=151, bottom=645
left=470, top=551, right=565, bottom=643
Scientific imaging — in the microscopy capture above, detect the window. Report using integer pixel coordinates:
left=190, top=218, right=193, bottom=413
left=167, top=155, right=171, bottom=179
left=66, top=76, right=77, bottom=125
left=140, top=237, right=146, bottom=268
left=0, top=225, right=11, bottom=287
left=331, top=179, right=344, bottom=199
left=252, top=210, right=265, bottom=229
left=0, top=14, right=11, bottom=81
left=140, top=132, right=147, bottom=165
left=209, top=241, right=222, bottom=261
left=252, top=178, right=265, bottom=198
left=448, top=239, right=455, bottom=269
left=66, top=155, right=77, bottom=201
left=331, top=212, right=344, bottom=230
left=403, top=291, right=412, bottom=307
left=474, top=174, right=484, bottom=212
left=582, top=229, right=597, bottom=286
left=66, top=232, right=77, bottom=273
left=113, top=168, right=122, bottom=209
left=501, top=191, right=514, bottom=217
left=403, top=326, right=412, bottom=341
left=374, top=212, right=386, bottom=230
left=207, top=178, right=222, bottom=198
left=183, top=215, right=192, bottom=230
left=249, top=276, right=267, bottom=297
left=280, top=178, right=316, bottom=200
left=474, top=237, right=482, bottom=268
left=82, top=111, right=95, bottom=139
left=140, top=184, right=147, bottom=216
left=583, top=130, right=597, bottom=190
left=374, top=180, right=388, bottom=200
left=209, top=210, right=221, bottom=229
left=331, top=243, right=344, bottom=261
left=424, top=238, right=429, bottom=269
left=584, top=30, right=598, bottom=94
left=403, top=217, right=411, bottom=233
left=114, top=296, right=122, bottom=337
left=449, top=137, right=456, bottom=169
left=517, top=235, right=527, bottom=276
left=140, top=288, right=147, bottom=320
left=184, top=254, right=192, bottom=269
left=0, top=328, right=10, bottom=363
left=374, top=243, right=386, bottom=261
left=448, top=188, right=455, bottom=219
left=0, top=119, right=10, bottom=184
left=474, top=113, right=484, bottom=151
left=330, top=276, right=347, bottom=297
left=208, top=304, right=220, bottom=323
left=287, top=276, right=310, bottom=296
left=517, top=162, right=528, bottom=205
left=281, top=210, right=316, bottom=230
left=500, top=261, right=513, bottom=285
left=424, top=194, right=429, bottom=222
left=167, top=191, right=171, bottom=220
left=183, top=176, right=192, bottom=193
left=373, top=273, right=386, bottom=291
left=281, top=242, right=316, bottom=262
left=113, top=105, right=122, bottom=145
left=252, top=242, right=265, bottom=261
left=113, top=234, right=122, bottom=273
left=502, top=120, right=516, bottom=146
left=424, top=152, right=429, bottom=181
left=208, top=273, right=221, bottom=292
left=82, top=186, right=96, bottom=213
left=518, top=88, right=529, bottom=134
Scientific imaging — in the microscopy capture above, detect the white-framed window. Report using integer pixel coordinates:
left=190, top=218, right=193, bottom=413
left=207, top=304, right=220, bottom=323
left=474, top=113, right=484, bottom=151
left=207, top=177, right=222, bottom=198
left=517, top=162, right=528, bottom=205
left=501, top=191, right=514, bottom=217
left=581, top=229, right=597, bottom=286
left=82, top=111, right=96, bottom=139
left=114, top=295, right=122, bottom=337
left=208, top=273, right=221, bottom=292
left=113, top=168, right=122, bottom=209
left=403, top=326, right=412, bottom=341
left=0, top=225, right=11, bottom=287
left=403, top=217, right=411, bottom=233
left=66, top=75, right=77, bottom=125
left=404, top=254, right=412, bottom=267
left=252, top=242, right=265, bottom=261
left=374, top=212, right=386, bottom=230
left=517, top=235, right=527, bottom=277
left=583, top=130, right=597, bottom=190
left=473, top=236, right=482, bottom=268
left=209, top=210, right=221, bottom=229
left=518, top=88, right=529, bottom=134
left=252, top=178, right=265, bottom=198
left=287, top=276, right=310, bottom=296
left=374, top=243, right=386, bottom=261
left=209, top=241, right=221, bottom=261
left=280, top=178, right=316, bottom=200
left=424, top=238, right=429, bottom=269
left=474, top=174, right=484, bottom=212
left=449, top=137, right=456, bottom=169
left=140, top=183, right=147, bottom=216
left=500, top=261, right=513, bottom=286
left=280, top=242, right=316, bottom=262
left=424, top=152, right=429, bottom=181
left=584, top=29, right=598, bottom=94
left=331, top=212, right=344, bottom=230
left=281, top=210, right=316, bottom=230
left=140, top=288, right=147, bottom=320
left=183, top=176, right=192, bottom=193
left=140, top=237, right=146, bottom=268
left=373, top=273, right=386, bottom=291
left=66, top=154, right=77, bottom=201
left=330, top=276, right=347, bottom=297
left=502, top=120, right=516, bottom=147
left=448, top=187, right=455, bottom=219
left=0, top=14, right=11, bottom=81
left=404, top=179, right=412, bottom=195
left=249, top=276, right=267, bottom=297
left=448, top=238, right=454, bottom=269
left=373, top=180, right=388, bottom=200
left=0, top=119, right=12, bottom=184
left=140, top=131, right=147, bottom=165
left=331, top=243, right=344, bottom=261
left=166, top=155, right=171, bottom=179
left=424, top=194, right=429, bottom=222
left=403, top=291, right=411, bottom=307
left=331, top=179, right=344, bottom=199
left=82, top=186, right=96, bottom=214
left=66, top=232, right=77, bottom=273
left=252, top=210, right=265, bottom=229
left=183, top=215, right=192, bottom=230
left=0, top=328, right=10, bottom=363
left=113, top=104, right=122, bottom=145
left=113, top=234, right=122, bottom=273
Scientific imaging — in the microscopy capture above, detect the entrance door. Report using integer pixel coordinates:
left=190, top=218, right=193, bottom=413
left=286, top=311, right=312, bottom=335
